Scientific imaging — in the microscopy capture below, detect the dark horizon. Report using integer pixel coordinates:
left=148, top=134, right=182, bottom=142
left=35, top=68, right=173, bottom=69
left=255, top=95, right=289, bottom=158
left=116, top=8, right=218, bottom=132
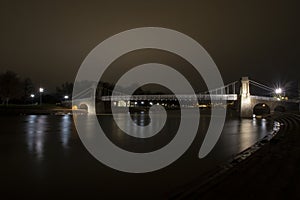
left=1, top=0, right=299, bottom=92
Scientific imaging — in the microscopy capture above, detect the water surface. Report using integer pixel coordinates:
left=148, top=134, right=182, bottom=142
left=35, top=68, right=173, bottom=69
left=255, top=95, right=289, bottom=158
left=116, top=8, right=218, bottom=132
left=0, top=113, right=274, bottom=199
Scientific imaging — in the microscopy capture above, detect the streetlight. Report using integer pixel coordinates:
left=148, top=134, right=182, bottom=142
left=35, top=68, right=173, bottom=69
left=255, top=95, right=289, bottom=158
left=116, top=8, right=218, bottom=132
left=275, top=88, right=282, bottom=94
left=30, top=94, right=35, bottom=104
left=64, top=95, right=69, bottom=100
left=39, top=87, right=44, bottom=105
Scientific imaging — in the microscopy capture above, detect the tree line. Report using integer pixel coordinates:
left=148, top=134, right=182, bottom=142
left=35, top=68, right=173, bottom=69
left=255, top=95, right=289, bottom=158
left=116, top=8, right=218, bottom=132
left=0, top=70, right=173, bottom=105
left=0, top=70, right=73, bottom=105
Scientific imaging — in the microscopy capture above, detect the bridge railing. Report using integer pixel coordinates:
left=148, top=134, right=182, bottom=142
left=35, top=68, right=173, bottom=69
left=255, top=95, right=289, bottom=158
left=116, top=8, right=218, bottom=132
left=100, top=94, right=238, bottom=101
left=251, top=95, right=300, bottom=103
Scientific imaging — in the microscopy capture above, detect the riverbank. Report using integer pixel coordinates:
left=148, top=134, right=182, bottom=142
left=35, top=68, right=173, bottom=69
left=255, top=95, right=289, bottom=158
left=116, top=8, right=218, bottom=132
left=0, top=104, right=73, bottom=115
left=170, top=112, right=300, bottom=199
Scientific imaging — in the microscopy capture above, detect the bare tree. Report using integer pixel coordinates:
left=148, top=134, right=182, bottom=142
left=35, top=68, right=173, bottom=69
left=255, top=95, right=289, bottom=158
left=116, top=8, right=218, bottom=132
left=56, top=81, right=73, bottom=98
left=23, top=77, right=35, bottom=100
left=0, top=71, right=22, bottom=105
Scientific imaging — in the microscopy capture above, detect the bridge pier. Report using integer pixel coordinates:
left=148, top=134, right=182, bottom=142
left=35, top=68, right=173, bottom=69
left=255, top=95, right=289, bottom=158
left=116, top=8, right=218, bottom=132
left=240, top=77, right=253, bottom=118
left=72, top=77, right=299, bottom=116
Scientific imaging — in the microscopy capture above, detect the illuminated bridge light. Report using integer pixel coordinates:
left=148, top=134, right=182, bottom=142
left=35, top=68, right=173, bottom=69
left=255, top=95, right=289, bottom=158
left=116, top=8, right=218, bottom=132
left=275, top=88, right=282, bottom=94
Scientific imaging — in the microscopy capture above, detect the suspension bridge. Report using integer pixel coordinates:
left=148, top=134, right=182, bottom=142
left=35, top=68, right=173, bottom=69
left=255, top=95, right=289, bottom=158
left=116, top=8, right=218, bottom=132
left=71, top=77, right=299, bottom=117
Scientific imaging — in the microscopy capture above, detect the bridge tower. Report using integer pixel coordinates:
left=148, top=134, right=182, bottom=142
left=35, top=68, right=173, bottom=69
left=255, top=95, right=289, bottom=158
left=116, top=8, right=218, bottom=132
left=240, top=77, right=253, bottom=118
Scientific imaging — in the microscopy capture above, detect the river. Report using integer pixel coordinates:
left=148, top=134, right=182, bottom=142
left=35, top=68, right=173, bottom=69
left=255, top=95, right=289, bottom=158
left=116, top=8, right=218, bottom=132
left=0, top=113, right=275, bottom=199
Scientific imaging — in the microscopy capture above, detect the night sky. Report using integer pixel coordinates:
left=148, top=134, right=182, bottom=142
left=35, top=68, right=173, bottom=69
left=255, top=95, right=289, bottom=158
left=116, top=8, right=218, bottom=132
left=0, top=0, right=299, bottom=92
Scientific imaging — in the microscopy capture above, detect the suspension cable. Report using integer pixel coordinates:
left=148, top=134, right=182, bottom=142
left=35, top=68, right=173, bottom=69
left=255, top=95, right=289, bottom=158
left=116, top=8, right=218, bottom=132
left=249, top=80, right=274, bottom=92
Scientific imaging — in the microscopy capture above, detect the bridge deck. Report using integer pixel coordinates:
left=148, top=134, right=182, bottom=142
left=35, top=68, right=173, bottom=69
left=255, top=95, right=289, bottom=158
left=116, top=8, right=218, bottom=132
left=72, top=94, right=299, bottom=103
left=251, top=95, right=300, bottom=103
left=100, top=94, right=238, bottom=101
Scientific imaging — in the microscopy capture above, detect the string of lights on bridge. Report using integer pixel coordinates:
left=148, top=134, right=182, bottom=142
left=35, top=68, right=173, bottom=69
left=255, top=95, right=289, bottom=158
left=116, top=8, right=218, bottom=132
left=72, top=78, right=285, bottom=102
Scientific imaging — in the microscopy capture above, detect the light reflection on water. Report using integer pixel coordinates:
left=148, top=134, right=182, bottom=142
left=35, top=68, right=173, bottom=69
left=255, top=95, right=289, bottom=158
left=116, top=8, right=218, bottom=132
left=26, top=115, right=46, bottom=160
left=240, top=120, right=258, bottom=151
left=1, top=114, right=275, bottom=198
left=209, top=117, right=272, bottom=159
left=238, top=118, right=267, bottom=151
left=23, top=114, right=274, bottom=162
left=60, top=115, right=71, bottom=148
left=112, top=112, right=163, bottom=139
left=25, top=115, right=72, bottom=161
